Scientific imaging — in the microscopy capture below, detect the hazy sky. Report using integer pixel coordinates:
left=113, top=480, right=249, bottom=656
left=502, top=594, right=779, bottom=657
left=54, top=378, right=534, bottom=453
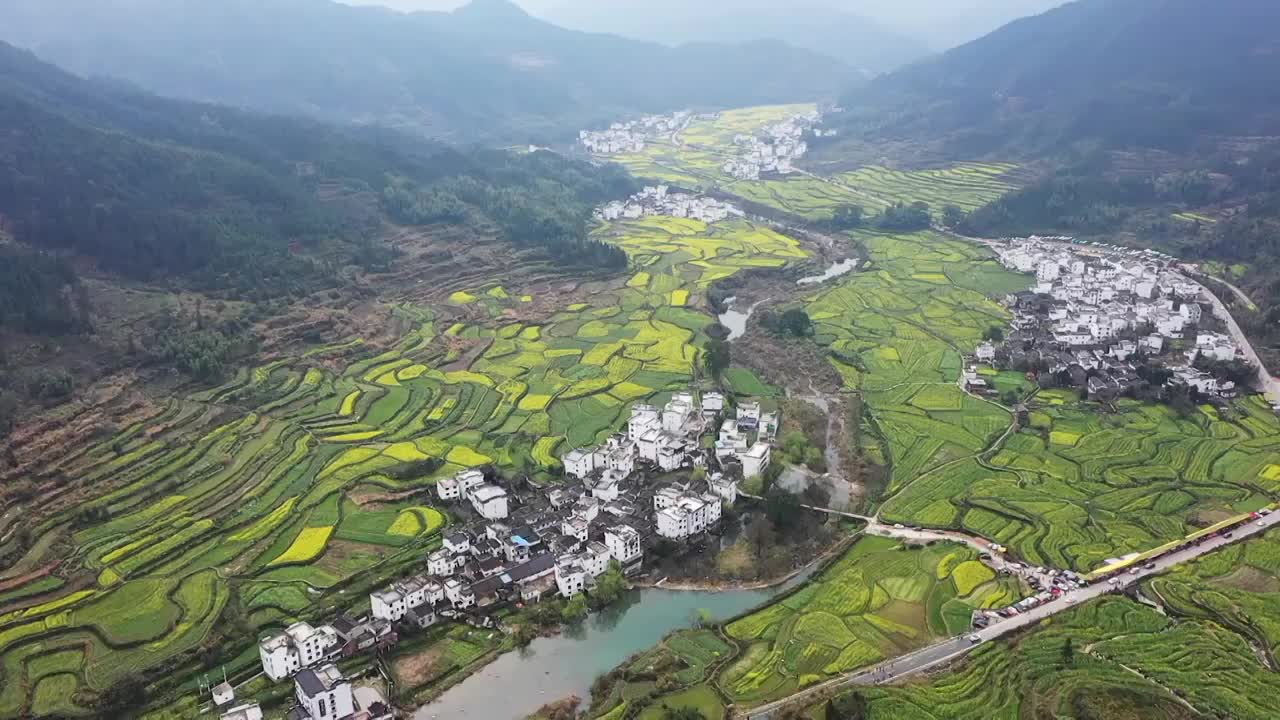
left=340, top=0, right=1063, bottom=22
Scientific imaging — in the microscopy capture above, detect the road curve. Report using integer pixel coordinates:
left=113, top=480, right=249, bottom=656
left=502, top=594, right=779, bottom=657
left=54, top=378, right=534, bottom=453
left=744, top=509, right=1280, bottom=719
left=1189, top=272, right=1280, bottom=404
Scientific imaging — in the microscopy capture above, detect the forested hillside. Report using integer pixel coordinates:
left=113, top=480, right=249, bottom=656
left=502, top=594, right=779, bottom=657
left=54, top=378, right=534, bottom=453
left=0, top=0, right=850, bottom=142
left=0, top=41, right=636, bottom=433
left=837, top=0, right=1280, bottom=156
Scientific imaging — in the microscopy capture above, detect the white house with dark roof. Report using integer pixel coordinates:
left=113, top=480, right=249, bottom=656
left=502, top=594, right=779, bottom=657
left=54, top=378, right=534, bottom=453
left=294, top=664, right=354, bottom=720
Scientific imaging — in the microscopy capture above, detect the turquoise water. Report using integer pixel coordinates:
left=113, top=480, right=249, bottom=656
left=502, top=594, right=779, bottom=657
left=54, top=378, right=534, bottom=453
left=415, top=573, right=810, bottom=719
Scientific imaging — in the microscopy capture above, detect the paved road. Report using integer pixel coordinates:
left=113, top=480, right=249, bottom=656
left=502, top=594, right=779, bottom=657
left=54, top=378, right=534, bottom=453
left=745, top=509, right=1280, bottom=719
left=1189, top=272, right=1280, bottom=405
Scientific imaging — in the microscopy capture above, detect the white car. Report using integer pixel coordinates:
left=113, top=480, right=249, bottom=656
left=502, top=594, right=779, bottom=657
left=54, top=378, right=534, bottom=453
left=1259, top=520, right=1267, bottom=527
left=967, top=634, right=982, bottom=644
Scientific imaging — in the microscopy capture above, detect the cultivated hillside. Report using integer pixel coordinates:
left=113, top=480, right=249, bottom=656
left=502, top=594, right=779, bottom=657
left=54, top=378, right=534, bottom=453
left=0, top=40, right=636, bottom=432
left=0, top=0, right=851, bottom=142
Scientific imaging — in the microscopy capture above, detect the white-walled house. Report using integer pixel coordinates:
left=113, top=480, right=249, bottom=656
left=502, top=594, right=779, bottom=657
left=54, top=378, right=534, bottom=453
left=294, top=664, right=354, bottom=720
left=742, top=443, right=772, bottom=479
left=437, top=469, right=486, bottom=501
left=564, top=448, right=596, bottom=479
left=258, top=622, right=339, bottom=681
left=655, top=491, right=721, bottom=539
left=604, top=525, right=642, bottom=564
left=708, top=473, right=739, bottom=504
left=469, top=484, right=509, bottom=520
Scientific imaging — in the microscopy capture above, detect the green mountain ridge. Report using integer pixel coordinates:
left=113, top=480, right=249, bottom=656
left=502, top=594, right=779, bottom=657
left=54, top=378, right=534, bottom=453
left=838, top=0, right=1280, bottom=155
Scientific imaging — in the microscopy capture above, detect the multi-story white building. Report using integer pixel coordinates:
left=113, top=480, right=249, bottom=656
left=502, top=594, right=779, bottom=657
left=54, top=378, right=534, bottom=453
left=437, top=469, right=486, bottom=501
left=370, top=576, right=432, bottom=623
left=629, top=405, right=661, bottom=440
left=444, top=578, right=476, bottom=609
left=294, top=664, right=354, bottom=720
left=427, top=548, right=458, bottom=577
left=742, top=443, right=772, bottom=479
left=702, top=392, right=725, bottom=416
left=564, top=448, right=597, bottom=479
left=469, top=484, right=509, bottom=520
left=369, top=588, right=407, bottom=623
left=655, top=491, right=722, bottom=539
left=555, top=559, right=589, bottom=598
left=258, top=622, right=339, bottom=682
left=604, top=525, right=643, bottom=565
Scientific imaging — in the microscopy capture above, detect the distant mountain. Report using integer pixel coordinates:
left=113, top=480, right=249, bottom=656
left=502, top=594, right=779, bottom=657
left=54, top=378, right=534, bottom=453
left=540, top=0, right=928, bottom=73
left=0, top=0, right=851, bottom=143
left=0, top=39, right=635, bottom=318
left=843, top=0, right=1067, bottom=51
left=837, top=0, right=1280, bottom=155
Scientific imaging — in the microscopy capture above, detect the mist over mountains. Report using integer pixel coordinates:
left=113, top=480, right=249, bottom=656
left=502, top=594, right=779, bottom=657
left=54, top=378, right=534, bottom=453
left=0, top=0, right=851, bottom=143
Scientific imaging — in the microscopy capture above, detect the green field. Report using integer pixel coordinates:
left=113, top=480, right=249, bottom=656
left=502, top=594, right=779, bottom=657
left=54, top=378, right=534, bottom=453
left=590, top=537, right=1023, bottom=717
left=881, top=395, right=1280, bottom=573
left=717, top=537, right=1019, bottom=705
left=0, top=110, right=819, bottom=717
left=813, top=533, right=1280, bottom=719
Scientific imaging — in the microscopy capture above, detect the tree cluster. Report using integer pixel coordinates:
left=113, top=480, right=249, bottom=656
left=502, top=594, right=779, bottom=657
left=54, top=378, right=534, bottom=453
left=761, top=308, right=814, bottom=338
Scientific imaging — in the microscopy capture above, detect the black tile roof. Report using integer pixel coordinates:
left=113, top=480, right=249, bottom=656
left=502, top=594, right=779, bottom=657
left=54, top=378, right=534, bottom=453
left=295, top=669, right=326, bottom=698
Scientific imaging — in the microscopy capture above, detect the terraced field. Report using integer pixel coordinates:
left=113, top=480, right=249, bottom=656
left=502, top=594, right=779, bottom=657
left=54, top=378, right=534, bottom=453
left=812, top=533, right=1280, bottom=719
left=730, top=163, right=1019, bottom=221
left=602, top=105, right=1018, bottom=224
left=0, top=170, right=813, bottom=716
left=589, top=537, right=1022, bottom=718
left=882, top=394, right=1280, bottom=573
left=716, top=537, right=1019, bottom=705
left=804, top=229, right=1028, bottom=492
left=606, top=104, right=817, bottom=189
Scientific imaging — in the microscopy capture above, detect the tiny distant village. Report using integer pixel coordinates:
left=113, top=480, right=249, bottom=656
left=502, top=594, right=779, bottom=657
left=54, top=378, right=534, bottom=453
left=967, top=236, right=1255, bottom=407
left=579, top=107, right=832, bottom=180
left=215, top=390, right=778, bottom=720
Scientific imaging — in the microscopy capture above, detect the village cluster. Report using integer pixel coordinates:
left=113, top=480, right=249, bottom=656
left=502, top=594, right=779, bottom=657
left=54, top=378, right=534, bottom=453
left=578, top=108, right=833, bottom=182
left=247, top=391, right=778, bottom=715
left=594, top=184, right=743, bottom=224
left=965, top=237, right=1244, bottom=399
left=721, top=109, right=823, bottom=180
left=577, top=110, right=699, bottom=154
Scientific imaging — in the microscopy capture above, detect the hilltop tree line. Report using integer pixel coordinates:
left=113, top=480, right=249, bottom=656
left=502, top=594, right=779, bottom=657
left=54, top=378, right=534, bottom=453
left=828, top=202, right=940, bottom=233
left=381, top=150, right=636, bottom=271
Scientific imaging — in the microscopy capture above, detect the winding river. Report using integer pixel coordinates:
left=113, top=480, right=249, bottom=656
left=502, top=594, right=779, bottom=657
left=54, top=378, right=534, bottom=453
left=415, top=570, right=814, bottom=720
